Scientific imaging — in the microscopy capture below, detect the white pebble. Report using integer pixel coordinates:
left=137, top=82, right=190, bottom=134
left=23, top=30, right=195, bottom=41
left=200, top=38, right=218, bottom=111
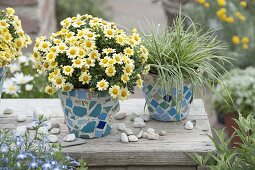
left=159, top=130, right=167, bottom=136
left=16, top=113, right=26, bottom=122
left=142, top=132, right=149, bottom=139
left=133, top=117, right=145, bottom=128
left=117, top=123, right=126, bottom=131
left=63, top=133, right=76, bottom=142
left=114, top=112, right=128, bottom=120
left=131, top=112, right=140, bottom=121
left=38, top=127, right=48, bottom=135
left=33, top=107, right=52, bottom=121
left=44, top=121, right=52, bottom=131
left=184, top=121, right=194, bottom=130
left=140, top=114, right=150, bottom=122
left=3, top=108, right=14, bottom=114
left=120, top=133, right=129, bottom=143
left=14, top=126, right=27, bottom=136
left=146, top=128, right=155, bottom=134
left=48, top=135, right=58, bottom=143
left=123, top=128, right=133, bottom=135
left=50, top=128, right=60, bottom=134
left=147, top=133, right=159, bottom=140
left=128, top=135, right=138, bottom=142
left=136, top=129, right=143, bottom=139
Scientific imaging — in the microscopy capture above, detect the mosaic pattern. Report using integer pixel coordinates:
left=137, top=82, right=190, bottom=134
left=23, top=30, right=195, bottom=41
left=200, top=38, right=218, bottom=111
left=0, top=67, right=6, bottom=101
left=143, top=82, right=193, bottom=122
left=58, top=89, right=120, bottom=139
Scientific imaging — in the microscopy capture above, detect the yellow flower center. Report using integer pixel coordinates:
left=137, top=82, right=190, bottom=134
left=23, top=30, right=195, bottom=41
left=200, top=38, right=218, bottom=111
left=69, top=49, right=76, bottom=55
left=42, top=43, right=48, bottom=49
left=65, top=67, right=71, bottom=72
left=107, top=30, right=113, bottom=35
left=121, top=91, right=127, bottom=97
left=75, top=60, right=81, bottom=64
left=112, top=88, right=118, bottom=95
left=86, top=41, right=92, bottom=48
left=83, top=76, right=89, bottom=81
left=87, top=33, right=93, bottom=38
left=99, top=82, right=105, bottom=87
left=56, top=78, right=62, bottom=84
left=64, top=86, right=71, bottom=91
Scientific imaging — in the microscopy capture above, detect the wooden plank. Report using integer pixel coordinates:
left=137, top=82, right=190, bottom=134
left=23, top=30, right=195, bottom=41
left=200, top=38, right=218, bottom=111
left=0, top=99, right=215, bottom=167
left=89, top=166, right=196, bottom=170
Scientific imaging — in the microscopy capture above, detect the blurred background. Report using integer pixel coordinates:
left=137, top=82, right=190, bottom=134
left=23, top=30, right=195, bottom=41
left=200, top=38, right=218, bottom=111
left=1, top=0, right=254, bottom=130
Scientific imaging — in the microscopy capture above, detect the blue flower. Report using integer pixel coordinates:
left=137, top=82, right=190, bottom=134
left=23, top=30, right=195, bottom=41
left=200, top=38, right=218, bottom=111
left=0, top=144, right=8, bottom=153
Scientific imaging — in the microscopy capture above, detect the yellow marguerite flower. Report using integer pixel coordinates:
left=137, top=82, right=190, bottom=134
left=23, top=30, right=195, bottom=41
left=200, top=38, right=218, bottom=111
left=124, top=47, right=134, bottom=56
left=84, top=39, right=95, bottom=49
left=56, top=43, right=67, bottom=53
left=242, top=44, right=249, bottom=49
left=96, top=79, right=109, bottom=91
left=79, top=72, right=91, bottom=84
left=109, top=85, right=121, bottom=99
left=89, top=50, right=100, bottom=59
left=232, top=36, right=240, bottom=45
left=67, top=47, right=78, bottom=58
left=62, top=82, right=74, bottom=92
left=63, top=65, right=74, bottom=76
left=113, top=53, right=123, bottom=64
left=204, top=2, right=210, bottom=8
left=103, top=48, right=116, bottom=55
left=104, top=28, right=115, bottom=38
left=46, top=52, right=56, bottom=61
left=217, top=0, right=226, bottom=6
left=85, top=58, right=95, bottom=68
left=40, top=41, right=50, bottom=52
left=132, top=33, right=141, bottom=45
left=136, top=78, right=143, bottom=88
left=121, top=74, right=130, bottom=83
left=116, top=35, right=126, bottom=45
left=105, top=66, right=116, bottom=77
left=99, top=57, right=111, bottom=67
left=6, top=8, right=15, bottom=15
left=53, top=75, right=65, bottom=89
left=72, top=58, right=84, bottom=68
left=120, top=88, right=129, bottom=100
left=241, top=37, right=249, bottom=44
left=240, top=1, right=247, bottom=8
left=196, top=0, right=205, bottom=4
left=45, top=85, right=56, bottom=95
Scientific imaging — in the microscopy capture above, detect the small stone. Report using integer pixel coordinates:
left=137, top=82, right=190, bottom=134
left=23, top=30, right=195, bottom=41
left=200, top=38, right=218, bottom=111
left=133, top=117, right=146, bottom=128
left=147, top=133, right=159, bottom=140
left=38, top=127, right=48, bottom=135
left=14, top=126, right=27, bottom=136
left=128, top=135, right=138, bottom=142
left=117, top=123, right=126, bottom=131
left=27, top=121, right=39, bottom=130
left=50, top=128, right=60, bottom=134
left=136, top=129, right=143, bottom=139
left=123, top=128, right=133, bottom=135
left=159, top=130, right=167, bottom=136
left=184, top=121, right=194, bottom=130
left=114, top=112, right=128, bottom=120
left=16, top=113, right=26, bottom=122
left=48, top=135, right=58, bottom=143
left=146, top=128, right=155, bottom=134
left=131, top=112, right=140, bottom=121
left=63, top=133, right=76, bottom=142
left=140, top=114, right=150, bottom=122
left=120, top=133, right=129, bottom=143
left=51, top=123, right=60, bottom=129
left=44, top=121, right=52, bottom=131
left=3, top=108, right=14, bottom=114
left=142, top=132, right=149, bottom=139
left=33, top=107, right=52, bottom=121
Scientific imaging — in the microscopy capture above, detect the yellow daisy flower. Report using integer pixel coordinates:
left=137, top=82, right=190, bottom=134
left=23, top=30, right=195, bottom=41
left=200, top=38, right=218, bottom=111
left=96, top=79, right=109, bottom=91
left=136, top=78, right=143, bottom=88
left=123, top=64, right=134, bottom=76
left=99, top=56, right=111, bottom=67
left=45, top=85, right=56, bottom=95
left=120, top=87, right=129, bottom=100
left=232, top=36, right=240, bottom=45
left=113, top=53, right=123, bottom=64
left=85, top=58, right=95, bottom=68
left=124, top=47, right=134, bottom=57
left=63, top=65, right=74, bottom=76
left=67, top=47, right=78, bottom=58
left=121, top=74, right=130, bottom=83
left=46, top=52, right=56, bottom=61
left=53, top=74, right=65, bottom=89
left=62, top=82, right=74, bottom=92
left=105, top=66, right=116, bottom=77
left=109, top=85, right=121, bottom=99
left=72, top=58, right=85, bottom=68
left=241, top=37, right=249, bottom=44
left=104, top=27, right=115, bottom=38
left=103, top=48, right=116, bottom=55
left=79, top=72, right=91, bottom=84
left=89, top=50, right=100, bottom=59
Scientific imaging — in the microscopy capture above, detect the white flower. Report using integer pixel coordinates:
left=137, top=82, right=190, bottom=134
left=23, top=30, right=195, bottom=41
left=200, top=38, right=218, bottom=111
left=18, top=55, right=30, bottom=65
left=13, top=72, right=34, bottom=84
left=25, top=84, right=33, bottom=91
left=3, top=79, right=20, bottom=96
left=9, top=63, right=21, bottom=74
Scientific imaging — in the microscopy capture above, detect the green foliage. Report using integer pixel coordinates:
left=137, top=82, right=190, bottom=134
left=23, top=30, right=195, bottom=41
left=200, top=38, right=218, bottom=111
left=213, top=67, right=255, bottom=117
left=189, top=113, right=255, bottom=170
left=140, top=13, right=230, bottom=109
left=56, top=0, right=108, bottom=29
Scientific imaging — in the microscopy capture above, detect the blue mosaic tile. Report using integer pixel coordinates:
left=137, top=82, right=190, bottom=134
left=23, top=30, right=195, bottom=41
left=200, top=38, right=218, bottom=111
left=82, top=121, right=96, bottom=133
left=97, top=121, right=106, bottom=129
left=89, top=104, right=101, bottom=117
left=95, top=130, right=104, bottom=138
left=58, top=89, right=120, bottom=138
left=66, top=99, right=73, bottom=108
left=99, top=113, right=107, bottom=120
left=143, top=81, right=192, bottom=122
left=77, top=89, right=88, bottom=99
left=73, top=106, right=87, bottom=117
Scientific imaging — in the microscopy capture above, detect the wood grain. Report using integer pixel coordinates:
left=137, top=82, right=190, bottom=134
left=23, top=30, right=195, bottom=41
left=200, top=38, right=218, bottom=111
left=0, top=99, right=215, bottom=168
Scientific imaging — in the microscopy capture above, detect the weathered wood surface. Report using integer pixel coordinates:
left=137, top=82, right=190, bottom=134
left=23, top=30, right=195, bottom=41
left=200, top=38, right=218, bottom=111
left=0, top=99, right=214, bottom=168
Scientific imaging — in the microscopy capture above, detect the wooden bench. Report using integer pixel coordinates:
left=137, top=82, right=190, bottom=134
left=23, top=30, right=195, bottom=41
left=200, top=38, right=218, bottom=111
left=0, top=99, right=214, bottom=170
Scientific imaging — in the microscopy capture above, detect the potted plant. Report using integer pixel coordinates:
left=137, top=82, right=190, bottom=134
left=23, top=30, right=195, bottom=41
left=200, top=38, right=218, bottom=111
left=213, top=67, right=255, bottom=146
left=0, top=8, right=31, bottom=100
left=141, top=14, right=228, bottom=122
left=33, top=14, right=149, bottom=138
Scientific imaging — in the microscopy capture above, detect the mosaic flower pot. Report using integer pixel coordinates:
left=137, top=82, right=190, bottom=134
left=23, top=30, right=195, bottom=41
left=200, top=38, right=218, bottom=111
left=58, top=89, right=120, bottom=139
left=0, top=67, right=7, bottom=100
left=143, top=74, right=193, bottom=122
